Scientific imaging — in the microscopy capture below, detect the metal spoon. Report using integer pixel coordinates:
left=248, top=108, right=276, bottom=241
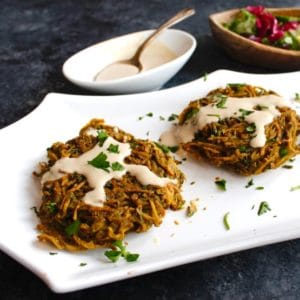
left=94, top=8, right=195, bottom=81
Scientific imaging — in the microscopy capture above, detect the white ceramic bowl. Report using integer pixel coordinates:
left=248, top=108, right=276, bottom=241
left=62, top=29, right=197, bottom=94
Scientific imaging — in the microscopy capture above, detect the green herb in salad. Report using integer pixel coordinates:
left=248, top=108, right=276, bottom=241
left=224, top=5, right=300, bottom=51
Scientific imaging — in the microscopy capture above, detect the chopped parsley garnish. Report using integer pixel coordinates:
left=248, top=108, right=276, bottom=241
left=257, top=201, right=271, bottom=216
left=255, top=104, right=268, bottom=110
left=65, top=220, right=81, bottom=237
left=216, top=96, right=227, bottom=109
left=88, top=152, right=110, bottom=172
left=155, top=142, right=178, bottom=153
left=279, top=147, right=288, bottom=158
left=215, top=178, right=227, bottom=191
left=30, top=206, right=39, bottom=216
left=227, top=83, right=246, bottom=89
left=267, top=137, right=277, bottom=143
left=245, top=178, right=254, bottom=188
left=159, top=116, right=165, bottom=121
left=255, top=186, right=264, bottom=190
left=282, top=165, right=293, bottom=169
left=190, top=181, right=195, bottom=185
left=104, top=250, right=120, bottom=262
left=104, top=240, right=139, bottom=263
left=46, top=202, right=57, bottom=213
left=111, top=162, right=125, bottom=171
left=97, top=130, right=108, bottom=146
left=168, top=146, right=179, bottom=153
left=223, top=212, right=230, bottom=230
left=107, top=144, right=120, bottom=153
left=203, top=72, right=208, bottom=81
left=155, top=142, right=170, bottom=153
left=168, top=113, right=178, bottom=121
left=138, top=112, right=154, bottom=120
left=125, top=253, right=140, bottom=262
left=246, top=123, right=256, bottom=133
left=49, top=252, right=58, bottom=255
left=239, top=145, right=251, bottom=153
left=185, top=108, right=199, bottom=121
left=290, top=185, right=300, bottom=192
left=207, top=114, right=221, bottom=119
left=295, top=93, right=300, bottom=102
left=79, top=263, right=87, bottom=267
left=239, top=108, right=254, bottom=118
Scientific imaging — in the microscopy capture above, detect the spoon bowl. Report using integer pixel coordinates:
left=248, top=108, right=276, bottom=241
left=63, top=29, right=197, bottom=94
left=209, top=7, right=300, bottom=70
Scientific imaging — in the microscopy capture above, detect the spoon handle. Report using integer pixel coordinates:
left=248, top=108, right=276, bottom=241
left=134, top=8, right=195, bottom=60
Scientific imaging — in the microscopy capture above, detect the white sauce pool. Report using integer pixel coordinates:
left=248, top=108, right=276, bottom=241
left=42, top=135, right=176, bottom=207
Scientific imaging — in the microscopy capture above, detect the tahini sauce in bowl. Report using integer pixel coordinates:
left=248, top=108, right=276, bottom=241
left=62, top=29, right=196, bottom=94
left=94, top=41, right=178, bottom=81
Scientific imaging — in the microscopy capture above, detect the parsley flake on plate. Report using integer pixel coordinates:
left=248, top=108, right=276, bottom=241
left=223, top=212, right=230, bottom=230
left=257, top=201, right=271, bottom=216
left=245, top=178, right=254, bottom=188
left=30, top=206, right=39, bottom=216
left=79, top=263, right=87, bottom=267
left=105, top=240, right=139, bottom=263
left=255, top=186, right=264, bottom=190
left=215, top=178, right=227, bottom=191
left=290, top=185, right=300, bottom=192
left=282, top=165, right=293, bottom=169
left=168, top=113, right=178, bottom=121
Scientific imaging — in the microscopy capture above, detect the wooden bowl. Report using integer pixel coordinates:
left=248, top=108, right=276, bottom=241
left=209, top=8, right=300, bottom=70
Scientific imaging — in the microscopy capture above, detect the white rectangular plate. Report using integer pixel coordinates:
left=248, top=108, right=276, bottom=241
left=0, top=70, right=300, bottom=293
